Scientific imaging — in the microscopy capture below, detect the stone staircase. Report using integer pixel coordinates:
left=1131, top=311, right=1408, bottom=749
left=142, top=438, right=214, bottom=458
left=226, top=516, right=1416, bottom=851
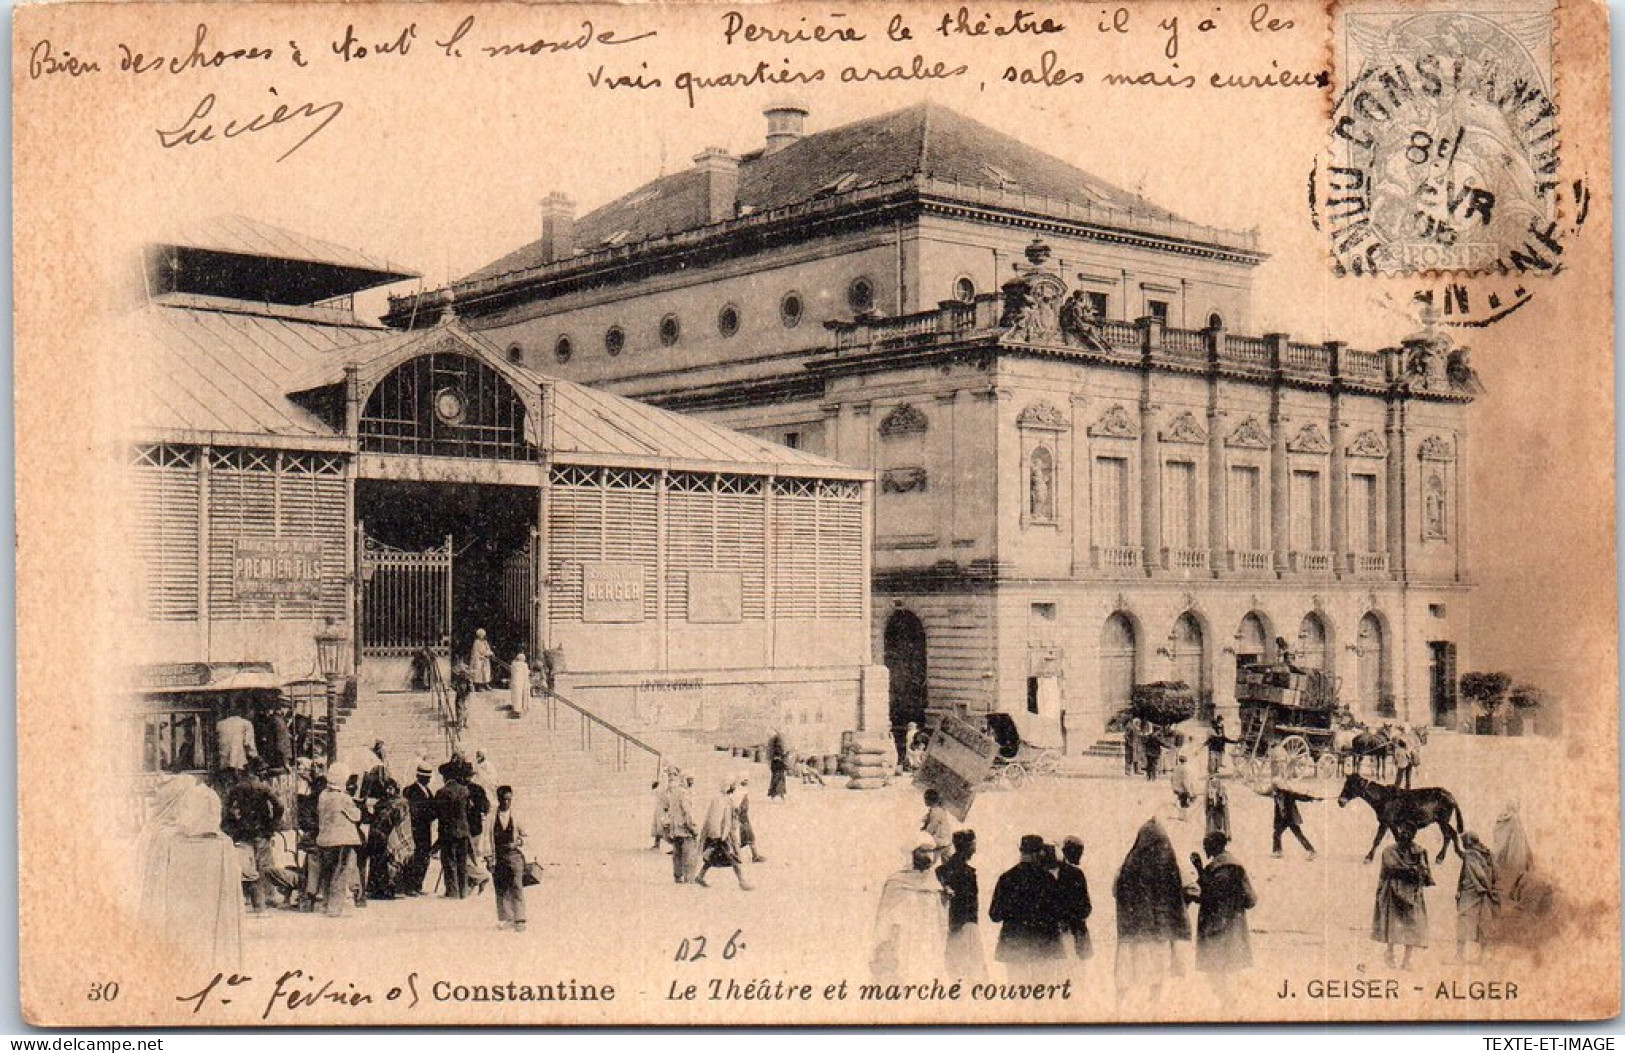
left=336, top=686, right=754, bottom=801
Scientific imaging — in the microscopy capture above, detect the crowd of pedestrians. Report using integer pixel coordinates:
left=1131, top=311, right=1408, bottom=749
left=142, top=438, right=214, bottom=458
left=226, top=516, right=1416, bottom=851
left=649, top=767, right=762, bottom=891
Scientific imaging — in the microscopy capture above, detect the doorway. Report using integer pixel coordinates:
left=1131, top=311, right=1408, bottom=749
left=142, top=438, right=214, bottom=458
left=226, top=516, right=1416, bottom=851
left=356, top=479, right=539, bottom=668
left=1429, top=641, right=1458, bottom=727
left=884, top=609, right=928, bottom=758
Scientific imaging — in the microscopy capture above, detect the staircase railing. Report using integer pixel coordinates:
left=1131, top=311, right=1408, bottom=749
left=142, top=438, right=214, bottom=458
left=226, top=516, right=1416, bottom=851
left=540, top=688, right=662, bottom=780
left=425, top=652, right=460, bottom=756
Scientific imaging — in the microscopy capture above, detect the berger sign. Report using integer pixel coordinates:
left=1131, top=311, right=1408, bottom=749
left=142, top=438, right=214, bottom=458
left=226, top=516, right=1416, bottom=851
left=233, top=538, right=326, bottom=601
left=583, top=562, right=645, bottom=623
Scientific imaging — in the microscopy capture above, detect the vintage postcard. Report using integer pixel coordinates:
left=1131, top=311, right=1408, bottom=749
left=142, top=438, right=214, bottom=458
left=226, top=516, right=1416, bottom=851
left=13, top=0, right=1618, bottom=1027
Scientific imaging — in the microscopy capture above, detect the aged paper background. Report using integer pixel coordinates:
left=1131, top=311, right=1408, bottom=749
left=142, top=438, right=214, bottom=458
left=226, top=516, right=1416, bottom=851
left=13, top=0, right=1619, bottom=1026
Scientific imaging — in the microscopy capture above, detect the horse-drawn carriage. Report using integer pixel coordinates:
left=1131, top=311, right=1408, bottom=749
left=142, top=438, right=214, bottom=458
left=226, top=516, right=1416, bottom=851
left=980, top=713, right=1061, bottom=789
left=1235, top=661, right=1342, bottom=779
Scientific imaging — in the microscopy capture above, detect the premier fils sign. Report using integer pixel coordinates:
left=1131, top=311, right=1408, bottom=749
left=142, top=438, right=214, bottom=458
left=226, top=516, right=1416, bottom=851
left=582, top=562, right=646, bottom=623
left=232, top=538, right=326, bottom=601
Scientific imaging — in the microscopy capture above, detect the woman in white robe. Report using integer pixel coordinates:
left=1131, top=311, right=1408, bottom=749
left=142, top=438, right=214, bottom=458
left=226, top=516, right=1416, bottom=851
left=870, top=843, right=949, bottom=980
left=146, top=783, right=243, bottom=972
left=510, top=654, right=530, bottom=717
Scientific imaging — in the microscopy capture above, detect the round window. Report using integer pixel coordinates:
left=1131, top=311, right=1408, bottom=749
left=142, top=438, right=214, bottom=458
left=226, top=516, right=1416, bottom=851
left=954, top=276, right=976, bottom=303
left=848, top=276, right=875, bottom=313
left=780, top=292, right=804, bottom=328
left=605, top=326, right=625, bottom=356
left=433, top=386, right=467, bottom=425
left=717, top=304, right=741, bottom=338
left=554, top=335, right=573, bottom=364
left=659, top=314, right=681, bottom=347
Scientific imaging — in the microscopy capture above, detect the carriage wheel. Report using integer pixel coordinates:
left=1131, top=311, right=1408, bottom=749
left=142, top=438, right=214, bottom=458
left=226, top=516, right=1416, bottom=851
left=1004, top=763, right=1029, bottom=790
left=1316, top=752, right=1342, bottom=780
left=1281, top=735, right=1313, bottom=778
left=1034, top=753, right=1060, bottom=777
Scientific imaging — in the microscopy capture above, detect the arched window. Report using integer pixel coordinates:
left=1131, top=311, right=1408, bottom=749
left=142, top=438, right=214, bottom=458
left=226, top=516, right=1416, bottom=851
left=1028, top=446, right=1057, bottom=521
left=1235, top=611, right=1273, bottom=667
left=1207, top=311, right=1224, bottom=330
left=1357, top=612, right=1390, bottom=717
left=1100, top=613, right=1138, bottom=711
left=1172, top=612, right=1207, bottom=698
left=1298, top=612, right=1329, bottom=670
left=506, top=344, right=524, bottom=365
left=360, top=352, right=534, bottom=461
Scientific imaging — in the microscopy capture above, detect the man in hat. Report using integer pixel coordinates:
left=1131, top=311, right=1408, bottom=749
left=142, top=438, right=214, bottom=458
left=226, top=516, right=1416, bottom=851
left=988, top=834, right=1066, bottom=980
left=315, top=762, right=363, bottom=915
left=400, top=762, right=437, bottom=896
left=1056, top=835, right=1093, bottom=964
left=222, top=762, right=285, bottom=913
left=435, top=758, right=474, bottom=898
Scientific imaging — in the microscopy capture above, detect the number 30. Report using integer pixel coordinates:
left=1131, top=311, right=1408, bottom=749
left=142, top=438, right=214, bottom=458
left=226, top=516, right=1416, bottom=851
left=87, top=981, right=120, bottom=1002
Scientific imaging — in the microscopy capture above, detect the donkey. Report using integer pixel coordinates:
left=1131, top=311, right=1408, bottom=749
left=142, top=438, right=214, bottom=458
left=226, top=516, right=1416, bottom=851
left=1338, top=773, right=1464, bottom=863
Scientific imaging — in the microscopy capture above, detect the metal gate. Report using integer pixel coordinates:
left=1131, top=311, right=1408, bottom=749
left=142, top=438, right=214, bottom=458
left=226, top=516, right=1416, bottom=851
left=359, top=529, right=453, bottom=656
left=499, top=531, right=537, bottom=658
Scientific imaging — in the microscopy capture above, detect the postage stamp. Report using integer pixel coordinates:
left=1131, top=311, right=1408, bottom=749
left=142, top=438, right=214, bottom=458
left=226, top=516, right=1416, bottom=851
left=1318, top=0, right=1559, bottom=276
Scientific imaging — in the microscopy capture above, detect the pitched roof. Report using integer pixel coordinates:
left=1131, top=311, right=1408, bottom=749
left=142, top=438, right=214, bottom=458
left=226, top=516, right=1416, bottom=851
left=137, top=303, right=862, bottom=476
left=461, top=102, right=1224, bottom=286
left=129, top=298, right=387, bottom=444
left=158, top=214, right=412, bottom=277
left=148, top=214, right=418, bottom=305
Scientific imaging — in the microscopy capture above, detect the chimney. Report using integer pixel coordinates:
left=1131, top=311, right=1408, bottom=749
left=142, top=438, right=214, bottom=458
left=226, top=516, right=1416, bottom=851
left=539, top=192, right=575, bottom=263
left=692, top=148, right=739, bottom=225
left=763, top=101, right=809, bottom=155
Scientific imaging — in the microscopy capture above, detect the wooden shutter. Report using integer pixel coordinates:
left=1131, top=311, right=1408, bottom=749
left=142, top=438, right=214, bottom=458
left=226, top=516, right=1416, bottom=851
left=131, top=445, right=200, bottom=621
left=546, top=466, right=602, bottom=622
left=772, top=479, right=819, bottom=619
left=665, top=473, right=766, bottom=620
left=208, top=448, right=278, bottom=619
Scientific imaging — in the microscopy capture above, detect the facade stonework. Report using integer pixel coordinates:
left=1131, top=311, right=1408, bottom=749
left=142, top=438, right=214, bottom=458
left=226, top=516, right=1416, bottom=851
left=390, top=102, right=1478, bottom=745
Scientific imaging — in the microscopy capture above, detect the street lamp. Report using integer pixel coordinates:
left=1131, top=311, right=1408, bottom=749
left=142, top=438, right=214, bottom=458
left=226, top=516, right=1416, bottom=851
left=314, top=617, right=347, bottom=763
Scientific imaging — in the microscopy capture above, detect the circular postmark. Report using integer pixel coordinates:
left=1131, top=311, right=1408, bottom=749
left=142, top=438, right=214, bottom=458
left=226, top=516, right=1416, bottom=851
left=1312, top=10, right=1560, bottom=278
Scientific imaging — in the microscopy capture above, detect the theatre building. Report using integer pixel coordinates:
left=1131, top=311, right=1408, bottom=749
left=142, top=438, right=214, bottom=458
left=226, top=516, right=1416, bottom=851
left=385, top=101, right=1479, bottom=745
left=123, top=217, right=880, bottom=777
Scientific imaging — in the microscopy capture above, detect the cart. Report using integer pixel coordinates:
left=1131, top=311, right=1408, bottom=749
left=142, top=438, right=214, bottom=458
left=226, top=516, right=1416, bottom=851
left=1234, top=662, right=1342, bottom=780
left=980, top=713, right=1061, bottom=790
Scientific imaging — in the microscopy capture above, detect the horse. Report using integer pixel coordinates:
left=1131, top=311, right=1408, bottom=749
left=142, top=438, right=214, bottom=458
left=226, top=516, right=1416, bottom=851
left=1337, top=773, right=1464, bottom=863
left=1332, top=726, right=1393, bottom=778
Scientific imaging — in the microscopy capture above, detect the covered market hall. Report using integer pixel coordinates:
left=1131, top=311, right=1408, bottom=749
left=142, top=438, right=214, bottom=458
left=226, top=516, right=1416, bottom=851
left=125, top=218, right=884, bottom=790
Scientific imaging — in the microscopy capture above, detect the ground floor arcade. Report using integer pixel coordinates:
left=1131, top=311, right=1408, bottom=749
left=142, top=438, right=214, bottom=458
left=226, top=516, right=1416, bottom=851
left=876, top=577, right=1471, bottom=749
